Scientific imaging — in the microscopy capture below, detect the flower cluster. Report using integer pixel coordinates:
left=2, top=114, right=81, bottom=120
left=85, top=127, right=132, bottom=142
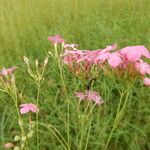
left=106, top=46, right=150, bottom=85
left=61, top=44, right=117, bottom=79
left=61, top=43, right=150, bottom=86
left=75, top=90, right=103, bottom=105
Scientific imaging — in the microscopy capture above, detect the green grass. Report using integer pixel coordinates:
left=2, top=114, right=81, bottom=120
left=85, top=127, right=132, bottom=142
left=0, top=0, right=150, bottom=149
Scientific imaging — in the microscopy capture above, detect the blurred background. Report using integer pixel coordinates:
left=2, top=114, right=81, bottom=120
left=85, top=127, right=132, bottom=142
left=0, top=0, right=150, bottom=65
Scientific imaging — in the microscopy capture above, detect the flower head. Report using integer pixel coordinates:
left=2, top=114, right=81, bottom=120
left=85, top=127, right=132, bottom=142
left=75, top=90, right=103, bottom=105
left=0, top=67, right=17, bottom=77
left=120, top=46, right=150, bottom=62
left=20, top=103, right=39, bottom=114
left=48, top=34, right=65, bottom=45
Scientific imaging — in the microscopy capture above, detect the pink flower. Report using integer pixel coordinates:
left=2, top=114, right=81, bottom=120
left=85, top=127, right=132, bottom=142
left=143, top=77, right=150, bottom=86
left=75, top=92, right=85, bottom=100
left=48, top=34, right=65, bottom=45
left=120, top=46, right=150, bottom=62
left=108, top=53, right=122, bottom=68
left=134, top=60, right=150, bottom=75
left=0, top=67, right=17, bottom=77
left=20, top=103, right=39, bottom=114
left=85, top=90, right=103, bottom=105
left=75, top=90, right=103, bottom=105
left=4, top=143, right=14, bottom=149
left=94, top=44, right=117, bottom=64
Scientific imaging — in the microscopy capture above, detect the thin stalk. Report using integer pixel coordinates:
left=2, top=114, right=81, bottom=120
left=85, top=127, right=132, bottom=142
left=104, top=87, right=130, bottom=150
left=55, top=45, right=70, bottom=148
left=36, top=83, right=40, bottom=150
left=84, top=118, right=92, bottom=150
left=39, top=122, right=68, bottom=150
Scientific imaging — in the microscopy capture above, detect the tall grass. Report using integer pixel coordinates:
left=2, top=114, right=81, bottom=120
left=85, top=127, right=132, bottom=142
left=0, top=0, right=150, bottom=149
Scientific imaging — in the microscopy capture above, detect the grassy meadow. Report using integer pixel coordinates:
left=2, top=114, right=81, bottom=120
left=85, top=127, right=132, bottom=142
left=0, top=0, right=150, bottom=150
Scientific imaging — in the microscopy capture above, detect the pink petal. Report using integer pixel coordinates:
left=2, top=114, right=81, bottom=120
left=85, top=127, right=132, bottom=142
left=20, top=106, right=30, bottom=114
left=29, top=103, right=39, bottom=113
left=75, top=92, right=85, bottom=100
left=143, top=77, right=150, bottom=86
left=108, top=53, right=122, bottom=68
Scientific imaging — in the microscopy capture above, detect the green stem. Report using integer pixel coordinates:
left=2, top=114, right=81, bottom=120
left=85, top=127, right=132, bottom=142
left=36, top=84, right=40, bottom=150
left=39, top=122, right=68, bottom=150
left=104, top=87, right=130, bottom=150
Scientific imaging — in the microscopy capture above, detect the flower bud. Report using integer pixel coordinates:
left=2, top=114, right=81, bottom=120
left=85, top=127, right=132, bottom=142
left=14, top=146, right=20, bottom=150
left=44, top=57, right=48, bottom=66
left=35, top=59, right=39, bottom=67
left=14, top=135, right=20, bottom=142
left=27, top=132, right=33, bottom=138
left=4, top=143, right=14, bottom=149
left=11, top=75, right=15, bottom=84
left=20, top=143, right=25, bottom=150
left=21, top=136, right=27, bottom=142
left=18, top=119, right=23, bottom=126
left=23, top=56, right=29, bottom=64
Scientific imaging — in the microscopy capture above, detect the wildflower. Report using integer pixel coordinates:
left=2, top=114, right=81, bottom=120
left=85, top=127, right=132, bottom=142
left=20, top=103, right=39, bottom=114
left=48, top=34, right=65, bottom=45
left=75, top=92, right=85, bottom=100
left=134, top=60, right=150, bottom=75
left=107, top=53, right=122, bottom=68
left=120, top=46, right=150, bottom=62
left=75, top=90, right=103, bottom=105
left=143, top=77, right=150, bottom=86
left=0, top=67, right=17, bottom=77
left=4, top=143, right=14, bottom=149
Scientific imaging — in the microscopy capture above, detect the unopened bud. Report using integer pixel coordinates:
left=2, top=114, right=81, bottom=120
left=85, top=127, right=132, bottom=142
left=20, top=143, right=25, bottom=150
left=4, top=143, right=14, bottom=149
left=11, top=75, right=15, bottom=83
left=18, top=119, right=23, bottom=126
left=14, top=135, right=20, bottom=142
left=23, top=56, right=29, bottom=64
left=14, top=146, right=20, bottom=150
left=35, top=59, right=39, bottom=67
left=21, top=136, right=27, bottom=142
left=27, top=131, right=34, bottom=138
left=44, top=57, right=48, bottom=66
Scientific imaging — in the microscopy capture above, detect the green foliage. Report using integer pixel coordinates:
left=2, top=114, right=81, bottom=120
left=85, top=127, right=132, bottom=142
left=0, top=0, right=150, bottom=149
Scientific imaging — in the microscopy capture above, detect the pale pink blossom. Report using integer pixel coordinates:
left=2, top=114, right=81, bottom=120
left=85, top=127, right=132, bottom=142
left=143, top=77, right=150, bottom=86
left=4, top=143, right=14, bottom=149
left=20, top=103, right=39, bottom=114
left=75, top=92, right=85, bottom=100
left=75, top=90, right=103, bottom=105
left=0, top=67, right=17, bottom=77
left=134, top=60, right=150, bottom=75
left=108, top=53, right=122, bottom=68
left=94, top=44, right=117, bottom=64
left=120, top=46, right=150, bottom=62
left=48, top=34, right=65, bottom=45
